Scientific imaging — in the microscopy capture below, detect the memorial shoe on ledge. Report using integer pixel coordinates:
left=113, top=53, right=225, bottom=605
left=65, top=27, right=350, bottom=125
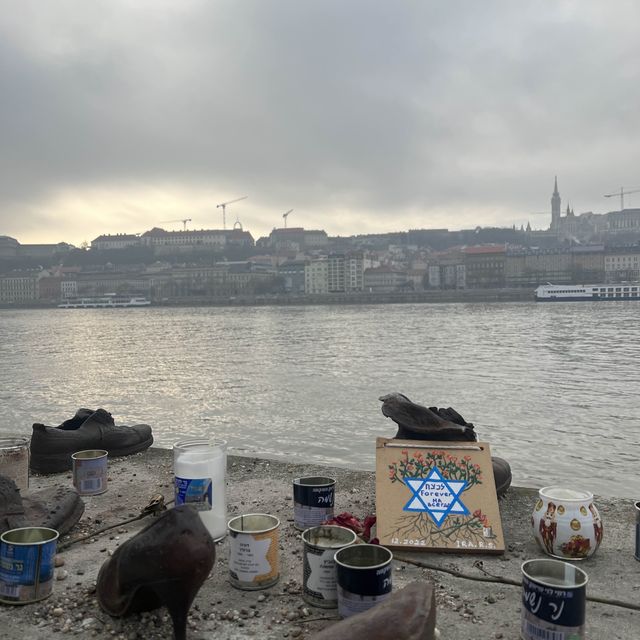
left=0, top=474, right=84, bottom=536
left=97, top=505, right=215, bottom=640
left=379, top=392, right=512, bottom=498
left=30, top=408, right=153, bottom=474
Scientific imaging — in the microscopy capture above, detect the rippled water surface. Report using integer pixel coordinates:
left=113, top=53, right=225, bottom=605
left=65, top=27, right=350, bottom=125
left=1, top=302, right=638, bottom=497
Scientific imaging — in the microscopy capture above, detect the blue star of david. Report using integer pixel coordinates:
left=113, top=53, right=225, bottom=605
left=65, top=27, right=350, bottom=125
left=403, top=467, right=469, bottom=527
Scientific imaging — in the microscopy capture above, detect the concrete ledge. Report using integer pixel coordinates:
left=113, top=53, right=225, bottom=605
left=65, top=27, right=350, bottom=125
left=1, top=448, right=638, bottom=639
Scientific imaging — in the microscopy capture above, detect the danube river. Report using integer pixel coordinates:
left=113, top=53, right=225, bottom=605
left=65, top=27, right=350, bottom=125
left=1, top=302, right=638, bottom=497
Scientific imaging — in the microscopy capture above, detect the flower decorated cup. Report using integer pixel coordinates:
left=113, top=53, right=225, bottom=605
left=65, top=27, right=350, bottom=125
left=531, top=487, right=603, bottom=560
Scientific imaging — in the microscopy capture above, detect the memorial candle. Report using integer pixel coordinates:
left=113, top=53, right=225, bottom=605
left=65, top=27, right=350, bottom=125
left=173, top=439, right=227, bottom=541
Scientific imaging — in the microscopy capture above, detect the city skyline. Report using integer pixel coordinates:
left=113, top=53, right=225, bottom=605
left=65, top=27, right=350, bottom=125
left=2, top=2, right=640, bottom=245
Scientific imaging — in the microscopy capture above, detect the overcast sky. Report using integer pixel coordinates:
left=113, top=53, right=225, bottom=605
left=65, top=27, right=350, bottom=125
left=2, top=1, right=639, bottom=246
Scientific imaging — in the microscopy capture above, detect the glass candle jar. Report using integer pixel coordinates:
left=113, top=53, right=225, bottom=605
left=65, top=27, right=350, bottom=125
left=0, top=437, right=30, bottom=492
left=173, top=439, right=227, bottom=541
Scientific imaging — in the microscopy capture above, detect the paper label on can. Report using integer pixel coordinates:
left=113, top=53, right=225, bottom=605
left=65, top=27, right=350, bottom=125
left=229, top=532, right=277, bottom=583
left=294, top=484, right=335, bottom=508
left=0, top=541, right=55, bottom=602
left=78, top=466, right=106, bottom=494
left=522, top=575, right=585, bottom=628
left=74, top=457, right=107, bottom=495
left=174, top=477, right=212, bottom=511
left=337, top=586, right=390, bottom=618
left=294, top=503, right=333, bottom=529
left=304, top=547, right=338, bottom=602
left=521, top=609, right=584, bottom=640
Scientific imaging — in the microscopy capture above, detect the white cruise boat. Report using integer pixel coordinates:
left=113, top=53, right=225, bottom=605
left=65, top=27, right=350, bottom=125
left=535, top=283, right=640, bottom=302
left=58, top=295, right=151, bottom=308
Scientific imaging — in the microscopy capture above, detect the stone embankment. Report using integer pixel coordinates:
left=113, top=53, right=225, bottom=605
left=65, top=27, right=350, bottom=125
left=1, top=448, right=637, bottom=639
left=157, top=288, right=533, bottom=307
left=0, top=288, right=534, bottom=310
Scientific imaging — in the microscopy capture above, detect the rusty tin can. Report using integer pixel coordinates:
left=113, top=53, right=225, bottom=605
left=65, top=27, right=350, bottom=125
left=228, top=514, right=280, bottom=590
left=301, top=525, right=357, bottom=608
left=335, top=544, right=393, bottom=618
left=72, top=449, right=108, bottom=496
left=0, top=527, right=59, bottom=604
left=0, top=437, right=30, bottom=492
left=293, top=476, right=336, bottom=531
left=521, top=558, right=588, bottom=640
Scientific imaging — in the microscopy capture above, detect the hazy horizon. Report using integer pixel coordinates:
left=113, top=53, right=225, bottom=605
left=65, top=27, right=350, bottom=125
left=2, top=1, right=639, bottom=246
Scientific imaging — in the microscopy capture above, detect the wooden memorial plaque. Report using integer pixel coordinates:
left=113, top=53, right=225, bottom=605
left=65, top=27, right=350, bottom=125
left=375, top=438, right=505, bottom=553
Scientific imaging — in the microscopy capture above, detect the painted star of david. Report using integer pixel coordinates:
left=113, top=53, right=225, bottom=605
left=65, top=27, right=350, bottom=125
left=403, top=467, right=469, bottom=527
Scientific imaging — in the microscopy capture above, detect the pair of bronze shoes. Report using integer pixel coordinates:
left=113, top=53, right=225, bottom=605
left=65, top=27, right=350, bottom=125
left=379, top=392, right=512, bottom=497
left=96, top=505, right=215, bottom=640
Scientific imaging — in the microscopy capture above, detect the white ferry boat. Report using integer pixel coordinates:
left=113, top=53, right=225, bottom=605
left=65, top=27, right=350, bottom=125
left=535, top=283, right=640, bottom=302
left=58, top=295, right=151, bottom=308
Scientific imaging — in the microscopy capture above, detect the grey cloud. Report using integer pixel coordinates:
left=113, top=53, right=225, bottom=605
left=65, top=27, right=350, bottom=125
left=1, top=0, right=640, bottom=241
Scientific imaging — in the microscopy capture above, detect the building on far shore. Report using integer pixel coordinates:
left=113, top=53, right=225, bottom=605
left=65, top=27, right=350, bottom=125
left=91, top=227, right=254, bottom=253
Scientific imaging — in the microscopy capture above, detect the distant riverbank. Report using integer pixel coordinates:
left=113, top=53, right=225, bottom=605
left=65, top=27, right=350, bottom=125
left=1, top=287, right=534, bottom=310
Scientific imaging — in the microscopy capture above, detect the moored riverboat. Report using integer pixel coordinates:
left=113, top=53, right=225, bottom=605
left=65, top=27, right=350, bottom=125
left=58, top=295, right=151, bottom=308
left=535, top=283, right=640, bottom=302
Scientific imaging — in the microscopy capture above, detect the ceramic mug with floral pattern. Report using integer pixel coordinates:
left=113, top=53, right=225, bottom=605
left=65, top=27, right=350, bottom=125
left=531, top=486, right=603, bottom=560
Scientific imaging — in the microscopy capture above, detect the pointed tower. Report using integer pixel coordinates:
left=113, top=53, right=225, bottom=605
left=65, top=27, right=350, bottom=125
left=551, top=176, right=561, bottom=231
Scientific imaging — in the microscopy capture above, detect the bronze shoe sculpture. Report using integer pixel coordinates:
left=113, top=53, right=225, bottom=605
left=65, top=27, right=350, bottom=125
left=0, top=473, right=84, bottom=535
left=310, top=581, right=436, bottom=640
left=380, top=392, right=512, bottom=497
left=97, top=505, right=215, bottom=640
left=30, top=408, right=153, bottom=474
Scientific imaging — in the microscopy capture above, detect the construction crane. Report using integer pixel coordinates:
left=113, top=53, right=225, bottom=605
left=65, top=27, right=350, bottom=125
left=160, top=218, right=192, bottom=231
left=217, top=196, right=247, bottom=230
left=604, top=186, right=640, bottom=211
left=282, top=209, right=293, bottom=228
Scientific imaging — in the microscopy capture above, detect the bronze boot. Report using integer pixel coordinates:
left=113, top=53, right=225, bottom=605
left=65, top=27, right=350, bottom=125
left=380, top=392, right=512, bottom=496
left=96, top=505, right=215, bottom=640
left=310, top=581, right=437, bottom=640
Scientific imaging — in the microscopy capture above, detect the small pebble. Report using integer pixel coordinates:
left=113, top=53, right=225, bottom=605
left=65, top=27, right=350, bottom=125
left=52, top=607, right=64, bottom=617
left=54, top=556, right=65, bottom=568
left=56, top=569, right=68, bottom=581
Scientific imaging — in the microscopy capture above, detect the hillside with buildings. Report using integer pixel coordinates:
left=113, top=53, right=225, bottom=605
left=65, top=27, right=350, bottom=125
left=2, top=180, right=640, bottom=305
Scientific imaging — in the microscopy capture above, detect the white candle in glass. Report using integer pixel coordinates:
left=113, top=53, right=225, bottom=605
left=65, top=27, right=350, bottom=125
left=173, top=439, right=227, bottom=541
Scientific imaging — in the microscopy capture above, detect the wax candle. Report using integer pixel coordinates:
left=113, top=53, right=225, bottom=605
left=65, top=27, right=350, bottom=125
left=173, top=439, right=227, bottom=541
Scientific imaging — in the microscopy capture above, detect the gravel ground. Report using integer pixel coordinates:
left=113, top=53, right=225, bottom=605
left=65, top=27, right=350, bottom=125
left=1, top=448, right=638, bottom=639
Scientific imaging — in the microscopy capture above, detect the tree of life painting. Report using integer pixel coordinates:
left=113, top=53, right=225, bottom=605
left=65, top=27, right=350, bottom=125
left=375, top=438, right=505, bottom=553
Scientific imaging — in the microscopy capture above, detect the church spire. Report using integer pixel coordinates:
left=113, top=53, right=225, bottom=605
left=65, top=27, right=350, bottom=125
left=551, top=176, right=561, bottom=231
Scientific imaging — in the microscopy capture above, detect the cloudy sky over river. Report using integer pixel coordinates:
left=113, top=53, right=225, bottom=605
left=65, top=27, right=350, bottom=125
left=2, top=1, right=639, bottom=244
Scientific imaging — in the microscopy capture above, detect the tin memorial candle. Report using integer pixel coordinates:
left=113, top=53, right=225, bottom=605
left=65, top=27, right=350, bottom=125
left=301, top=525, right=357, bottom=608
left=521, top=558, right=588, bottom=640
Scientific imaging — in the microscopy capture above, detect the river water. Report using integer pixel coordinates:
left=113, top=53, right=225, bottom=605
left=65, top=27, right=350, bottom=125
left=1, top=302, right=638, bottom=497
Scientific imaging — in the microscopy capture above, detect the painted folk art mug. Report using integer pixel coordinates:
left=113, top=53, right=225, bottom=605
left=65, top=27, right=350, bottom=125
left=531, top=487, right=603, bottom=560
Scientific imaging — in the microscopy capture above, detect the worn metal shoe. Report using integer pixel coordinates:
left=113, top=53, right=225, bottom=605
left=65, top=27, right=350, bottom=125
left=380, top=392, right=512, bottom=497
left=310, top=582, right=437, bottom=640
left=30, top=408, right=153, bottom=474
left=97, top=505, right=215, bottom=640
left=0, top=474, right=84, bottom=535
